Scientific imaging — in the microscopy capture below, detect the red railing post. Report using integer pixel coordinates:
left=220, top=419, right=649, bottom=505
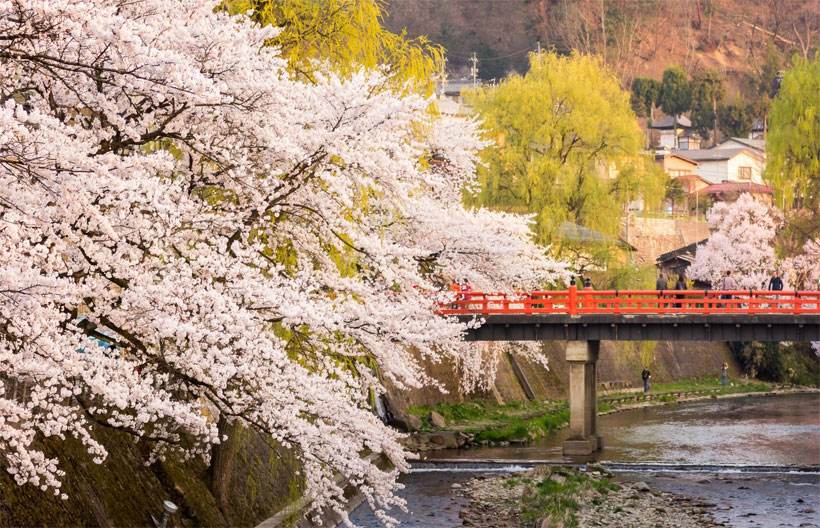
left=569, top=285, right=577, bottom=316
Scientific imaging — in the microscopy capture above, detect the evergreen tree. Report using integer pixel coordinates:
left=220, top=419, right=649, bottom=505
left=690, top=69, right=725, bottom=142
left=659, top=66, right=692, bottom=142
left=718, top=98, right=754, bottom=138
left=630, top=77, right=662, bottom=123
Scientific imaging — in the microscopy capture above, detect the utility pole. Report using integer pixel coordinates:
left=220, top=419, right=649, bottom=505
left=438, top=56, right=448, bottom=98
left=470, top=52, right=478, bottom=88
left=537, top=40, right=541, bottom=56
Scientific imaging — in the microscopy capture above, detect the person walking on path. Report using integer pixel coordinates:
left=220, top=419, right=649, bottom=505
left=721, top=362, right=729, bottom=387
left=674, top=274, right=687, bottom=308
left=641, top=367, right=651, bottom=393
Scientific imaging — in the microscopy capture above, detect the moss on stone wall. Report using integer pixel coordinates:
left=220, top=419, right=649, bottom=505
left=0, top=423, right=302, bottom=528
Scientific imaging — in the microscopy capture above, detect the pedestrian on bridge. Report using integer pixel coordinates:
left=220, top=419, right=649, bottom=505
left=721, top=362, right=729, bottom=387
left=768, top=272, right=784, bottom=291
left=641, top=367, right=651, bottom=393
left=720, top=270, right=736, bottom=308
left=674, top=274, right=687, bottom=308
left=655, top=272, right=667, bottom=291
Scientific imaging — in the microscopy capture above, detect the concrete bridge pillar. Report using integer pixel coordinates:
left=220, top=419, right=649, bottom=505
left=563, top=340, right=602, bottom=456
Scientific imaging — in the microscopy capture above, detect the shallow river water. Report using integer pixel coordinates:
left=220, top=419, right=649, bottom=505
left=349, top=392, right=820, bottom=527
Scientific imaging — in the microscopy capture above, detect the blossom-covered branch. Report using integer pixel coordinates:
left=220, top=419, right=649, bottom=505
left=0, top=0, right=567, bottom=523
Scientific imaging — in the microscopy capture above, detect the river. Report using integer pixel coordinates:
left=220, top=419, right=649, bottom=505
left=349, top=392, right=820, bottom=527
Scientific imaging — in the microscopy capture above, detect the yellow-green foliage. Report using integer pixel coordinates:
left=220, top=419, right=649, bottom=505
left=228, top=0, right=442, bottom=95
left=463, top=52, right=664, bottom=246
left=765, top=53, right=820, bottom=212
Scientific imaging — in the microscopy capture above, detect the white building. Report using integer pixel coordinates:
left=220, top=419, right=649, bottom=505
left=714, top=137, right=765, bottom=154
left=671, top=147, right=765, bottom=184
left=650, top=115, right=692, bottom=149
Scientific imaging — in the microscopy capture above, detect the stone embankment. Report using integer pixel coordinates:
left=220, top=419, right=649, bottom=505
left=458, top=465, right=724, bottom=528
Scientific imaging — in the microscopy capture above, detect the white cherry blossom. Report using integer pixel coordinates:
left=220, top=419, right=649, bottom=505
left=0, top=1, right=567, bottom=523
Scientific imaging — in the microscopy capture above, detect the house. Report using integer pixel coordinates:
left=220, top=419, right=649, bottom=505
left=677, top=129, right=702, bottom=150
left=749, top=118, right=766, bottom=140
left=434, top=78, right=477, bottom=116
left=714, top=137, right=765, bottom=154
left=676, top=173, right=712, bottom=195
left=656, top=240, right=711, bottom=288
left=700, top=182, right=774, bottom=205
left=670, top=147, right=765, bottom=184
left=650, top=115, right=691, bottom=149
left=654, top=150, right=699, bottom=178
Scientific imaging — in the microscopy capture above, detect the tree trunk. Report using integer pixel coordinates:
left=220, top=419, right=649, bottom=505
left=712, top=96, right=718, bottom=146
left=209, top=415, right=241, bottom=516
left=673, top=116, right=678, bottom=149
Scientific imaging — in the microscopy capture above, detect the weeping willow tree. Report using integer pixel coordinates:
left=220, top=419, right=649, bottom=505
left=766, top=53, right=820, bottom=214
left=228, top=0, right=443, bottom=94
left=463, top=52, right=666, bottom=274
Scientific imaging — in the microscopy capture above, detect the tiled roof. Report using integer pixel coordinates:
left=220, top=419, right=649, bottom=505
left=720, top=137, right=766, bottom=152
left=655, top=151, right=700, bottom=165
left=670, top=147, right=762, bottom=162
left=650, top=115, right=691, bottom=129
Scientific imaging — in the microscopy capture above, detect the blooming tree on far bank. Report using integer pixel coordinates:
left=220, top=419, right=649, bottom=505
left=0, top=1, right=567, bottom=525
left=687, top=193, right=777, bottom=289
left=782, top=238, right=820, bottom=290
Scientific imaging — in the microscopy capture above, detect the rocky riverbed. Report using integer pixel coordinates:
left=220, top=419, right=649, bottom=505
left=457, top=465, right=725, bottom=527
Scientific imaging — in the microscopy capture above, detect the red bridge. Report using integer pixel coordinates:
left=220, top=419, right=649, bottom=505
left=438, top=286, right=820, bottom=457
left=439, top=287, right=820, bottom=316
left=438, top=286, right=820, bottom=342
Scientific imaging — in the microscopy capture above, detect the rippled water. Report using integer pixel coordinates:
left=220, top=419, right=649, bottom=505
left=350, top=393, right=820, bottom=527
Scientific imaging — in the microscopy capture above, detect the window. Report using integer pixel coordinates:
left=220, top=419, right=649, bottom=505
left=738, top=166, right=752, bottom=181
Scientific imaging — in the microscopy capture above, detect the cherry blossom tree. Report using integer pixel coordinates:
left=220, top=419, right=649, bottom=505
left=687, top=193, right=777, bottom=290
left=782, top=238, right=820, bottom=290
left=0, top=0, right=568, bottom=524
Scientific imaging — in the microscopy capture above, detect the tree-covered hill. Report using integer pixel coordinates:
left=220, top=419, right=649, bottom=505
left=384, top=0, right=819, bottom=94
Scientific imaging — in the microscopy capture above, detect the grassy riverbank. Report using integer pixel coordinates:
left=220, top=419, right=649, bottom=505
left=408, top=378, right=779, bottom=445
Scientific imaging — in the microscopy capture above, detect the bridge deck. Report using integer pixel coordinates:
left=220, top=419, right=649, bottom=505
left=458, top=313, right=820, bottom=341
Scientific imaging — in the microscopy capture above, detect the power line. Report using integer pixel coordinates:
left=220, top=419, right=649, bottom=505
left=444, top=43, right=538, bottom=62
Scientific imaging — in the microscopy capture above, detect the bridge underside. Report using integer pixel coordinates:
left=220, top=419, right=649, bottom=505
left=459, top=314, right=820, bottom=342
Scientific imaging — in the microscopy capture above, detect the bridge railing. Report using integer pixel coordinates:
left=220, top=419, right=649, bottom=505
left=437, top=287, right=820, bottom=316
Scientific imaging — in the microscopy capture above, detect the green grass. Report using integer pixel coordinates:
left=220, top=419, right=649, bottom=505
left=513, top=467, right=619, bottom=527
left=473, top=407, right=569, bottom=443
left=407, top=399, right=555, bottom=429
left=605, top=377, right=773, bottom=399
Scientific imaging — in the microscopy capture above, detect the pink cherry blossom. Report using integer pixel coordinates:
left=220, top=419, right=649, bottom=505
left=688, top=193, right=777, bottom=290
left=0, top=1, right=567, bottom=523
